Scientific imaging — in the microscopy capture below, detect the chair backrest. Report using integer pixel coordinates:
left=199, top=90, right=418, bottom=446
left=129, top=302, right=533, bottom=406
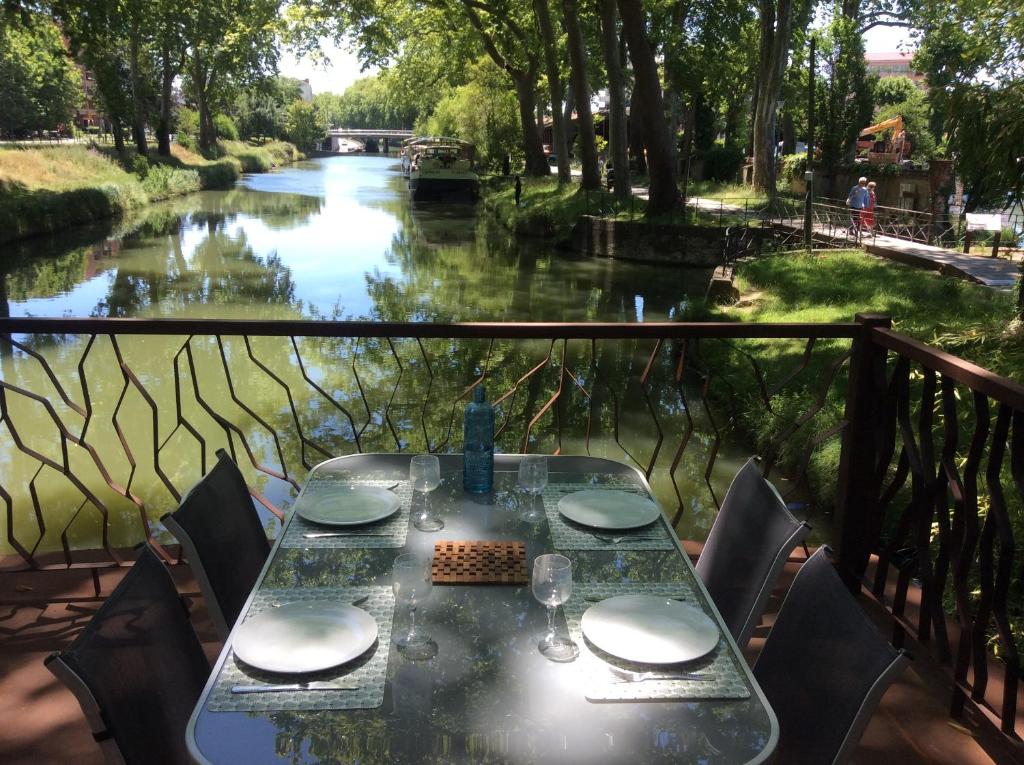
left=695, top=458, right=811, bottom=647
left=754, top=547, right=909, bottom=765
left=45, top=546, right=209, bottom=765
left=161, top=449, right=270, bottom=640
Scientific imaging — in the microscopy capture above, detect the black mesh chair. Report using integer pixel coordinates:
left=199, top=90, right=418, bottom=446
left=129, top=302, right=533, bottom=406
left=45, top=546, right=209, bottom=765
left=695, top=457, right=811, bottom=647
left=754, top=547, right=909, bottom=764
left=162, top=449, right=270, bottom=640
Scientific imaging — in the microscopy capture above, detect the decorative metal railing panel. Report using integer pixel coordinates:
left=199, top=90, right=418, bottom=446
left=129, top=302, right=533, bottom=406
left=0, top=318, right=856, bottom=572
left=857, top=327, right=1024, bottom=736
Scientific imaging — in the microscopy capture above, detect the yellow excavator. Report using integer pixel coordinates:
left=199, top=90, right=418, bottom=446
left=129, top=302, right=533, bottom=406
left=857, top=116, right=908, bottom=164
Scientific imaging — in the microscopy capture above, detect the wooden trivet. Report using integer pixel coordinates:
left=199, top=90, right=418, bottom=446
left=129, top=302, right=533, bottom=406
left=431, top=540, right=528, bottom=585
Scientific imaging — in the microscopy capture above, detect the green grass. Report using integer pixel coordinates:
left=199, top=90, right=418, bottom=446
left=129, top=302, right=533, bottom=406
left=704, top=249, right=1021, bottom=510
left=485, top=177, right=599, bottom=238
left=218, top=140, right=303, bottom=173
left=0, top=139, right=301, bottom=245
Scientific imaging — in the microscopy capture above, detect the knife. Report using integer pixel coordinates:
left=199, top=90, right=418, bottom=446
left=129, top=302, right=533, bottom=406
left=303, top=531, right=393, bottom=539
left=231, top=681, right=359, bottom=694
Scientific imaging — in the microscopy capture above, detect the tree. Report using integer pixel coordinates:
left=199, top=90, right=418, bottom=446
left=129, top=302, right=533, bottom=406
left=911, top=0, right=1024, bottom=207
left=285, top=99, right=328, bottom=151
left=873, top=75, right=918, bottom=107
left=456, top=0, right=550, bottom=176
left=814, top=16, right=874, bottom=192
left=597, top=0, right=629, bottom=200
left=418, top=57, right=520, bottom=169
left=751, top=0, right=796, bottom=197
left=184, top=0, right=281, bottom=153
left=561, top=0, right=600, bottom=188
left=872, top=83, right=935, bottom=159
left=0, top=15, right=81, bottom=137
left=617, top=0, right=679, bottom=214
left=532, top=0, right=570, bottom=182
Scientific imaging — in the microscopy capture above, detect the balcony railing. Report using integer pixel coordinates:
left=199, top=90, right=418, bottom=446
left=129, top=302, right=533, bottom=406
left=0, top=315, right=1021, bottom=740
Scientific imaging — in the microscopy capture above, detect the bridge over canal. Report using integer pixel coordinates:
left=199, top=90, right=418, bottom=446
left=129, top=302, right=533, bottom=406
left=323, top=128, right=413, bottom=153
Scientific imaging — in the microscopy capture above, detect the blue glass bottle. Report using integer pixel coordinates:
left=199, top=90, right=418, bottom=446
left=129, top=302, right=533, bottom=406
left=463, top=386, right=494, bottom=493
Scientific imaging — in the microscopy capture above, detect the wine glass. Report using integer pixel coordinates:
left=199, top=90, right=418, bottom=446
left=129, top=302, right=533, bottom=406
left=518, top=455, right=548, bottom=524
left=531, top=553, right=579, bottom=662
left=410, top=454, right=443, bottom=532
left=392, top=552, right=433, bottom=648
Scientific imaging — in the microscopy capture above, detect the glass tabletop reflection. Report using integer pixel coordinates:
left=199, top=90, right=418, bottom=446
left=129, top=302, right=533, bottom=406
left=187, top=453, right=777, bottom=765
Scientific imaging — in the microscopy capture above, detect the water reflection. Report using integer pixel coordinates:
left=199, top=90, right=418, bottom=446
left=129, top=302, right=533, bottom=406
left=0, top=156, right=708, bottom=323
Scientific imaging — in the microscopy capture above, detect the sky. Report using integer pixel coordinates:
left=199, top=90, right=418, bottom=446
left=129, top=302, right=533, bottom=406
left=279, top=40, right=377, bottom=96
left=279, top=27, right=916, bottom=98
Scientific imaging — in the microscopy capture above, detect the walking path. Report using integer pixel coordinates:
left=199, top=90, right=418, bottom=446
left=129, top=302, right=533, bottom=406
left=626, top=187, right=1021, bottom=288
left=864, top=236, right=1020, bottom=288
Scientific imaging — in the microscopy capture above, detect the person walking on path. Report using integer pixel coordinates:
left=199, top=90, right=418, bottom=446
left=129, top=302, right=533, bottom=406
left=514, top=175, right=522, bottom=207
left=860, top=181, right=877, bottom=232
left=847, top=177, right=869, bottom=237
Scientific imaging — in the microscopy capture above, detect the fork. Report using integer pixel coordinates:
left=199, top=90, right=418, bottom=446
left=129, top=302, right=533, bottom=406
left=270, top=594, right=369, bottom=609
left=592, top=532, right=664, bottom=544
left=607, top=666, right=711, bottom=683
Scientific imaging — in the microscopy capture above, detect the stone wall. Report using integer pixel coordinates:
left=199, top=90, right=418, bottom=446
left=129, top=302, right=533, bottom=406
left=570, top=216, right=733, bottom=265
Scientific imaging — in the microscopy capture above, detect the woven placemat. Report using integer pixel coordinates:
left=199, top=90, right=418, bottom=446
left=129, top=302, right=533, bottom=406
left=541, top=483, right=677, bottom=551
left=431, top=540, right=528, bottom=584
left=281, top=479, right=413, bottom=549
left=564, top=582, right=750, bottom=702
left=207, top=586, right=395, bottom=712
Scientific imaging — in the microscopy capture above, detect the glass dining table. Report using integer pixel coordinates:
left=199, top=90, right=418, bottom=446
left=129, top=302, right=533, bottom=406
left=186, top=454, right=778, bottom=764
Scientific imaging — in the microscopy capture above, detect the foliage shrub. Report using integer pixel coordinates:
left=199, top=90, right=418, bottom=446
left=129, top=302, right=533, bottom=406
left=141, top=165, right=201, bottom=200
left=780, top=153, right=807, bottom=184
left=698, top=144, right=745, bottom=182
left=214, top=114, right=240, bottom=140
left=132, top=154, right=149, bottom=179
left=176, top=132, right=199, bottom=152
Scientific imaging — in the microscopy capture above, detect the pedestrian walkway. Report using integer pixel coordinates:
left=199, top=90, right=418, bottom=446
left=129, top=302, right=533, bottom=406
left=628, top=186, right=1021, bottom=289
left=864, top=236, right=1021, bottom=288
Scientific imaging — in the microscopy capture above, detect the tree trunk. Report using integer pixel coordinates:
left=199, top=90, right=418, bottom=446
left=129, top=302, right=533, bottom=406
left=617, top=0, right=678, bottom=215
left=128, top=27, right=148, bottom=156
left=782, top=111, right=795, bottom=154
left=628, top=88, right=647, bottom=176
left=562, top=0, right=600, bottom=188
left=533, top=0, right=571, bottom=183
left=195, top=61, right=216, bottom=154
left=751, top=0, right=795, bottom=198
left=157, top=47, right=174, bottom=156
left=563, top=80, right=575, bottom=155
left=513, top=73, right=551, bottom=176
left=598, top=0, right=630, bottom=201
left=112, top=115, right=125, bottom=152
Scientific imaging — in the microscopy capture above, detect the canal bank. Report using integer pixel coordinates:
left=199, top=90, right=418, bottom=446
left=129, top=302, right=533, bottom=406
left=0, top=140, right=302, bottom=247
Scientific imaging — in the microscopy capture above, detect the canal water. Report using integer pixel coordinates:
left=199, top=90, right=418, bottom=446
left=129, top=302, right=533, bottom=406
left=1, top=156, right=704, bottom=323
left=0, top=156, right=755, bottom=558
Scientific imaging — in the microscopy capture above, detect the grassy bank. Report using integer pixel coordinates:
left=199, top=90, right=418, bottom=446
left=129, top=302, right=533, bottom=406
left=218, top=140, right=302, bottom=173
left=483, top=176, right=793, bottom=238
left=706, top=250, right=1021, bottom=509
left=0, top=140, right=302, bottom=246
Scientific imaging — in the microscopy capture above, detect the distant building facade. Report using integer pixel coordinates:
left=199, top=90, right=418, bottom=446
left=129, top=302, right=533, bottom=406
left=299, top=79, right=313, bottom=102
left=865, top=51, right=925, bottom=86
left=73, top=65, right=106, bottom=131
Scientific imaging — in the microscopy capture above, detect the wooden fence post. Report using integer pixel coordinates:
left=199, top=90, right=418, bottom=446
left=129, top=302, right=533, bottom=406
left=833, top=313, right=892, bottom=590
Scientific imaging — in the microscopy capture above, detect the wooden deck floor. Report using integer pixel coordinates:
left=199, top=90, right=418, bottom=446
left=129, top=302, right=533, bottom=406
left=1, top=552, right=1020, bottom=765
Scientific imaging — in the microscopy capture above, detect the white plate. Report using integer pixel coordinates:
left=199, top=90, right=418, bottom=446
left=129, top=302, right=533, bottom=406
left=581, top=595, right=720, bottom=664
left=233, top=602, right=378, bottom=674
left=557, top=490, right=661, bottom=530
left=296, top=486, right=400, bottom=526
